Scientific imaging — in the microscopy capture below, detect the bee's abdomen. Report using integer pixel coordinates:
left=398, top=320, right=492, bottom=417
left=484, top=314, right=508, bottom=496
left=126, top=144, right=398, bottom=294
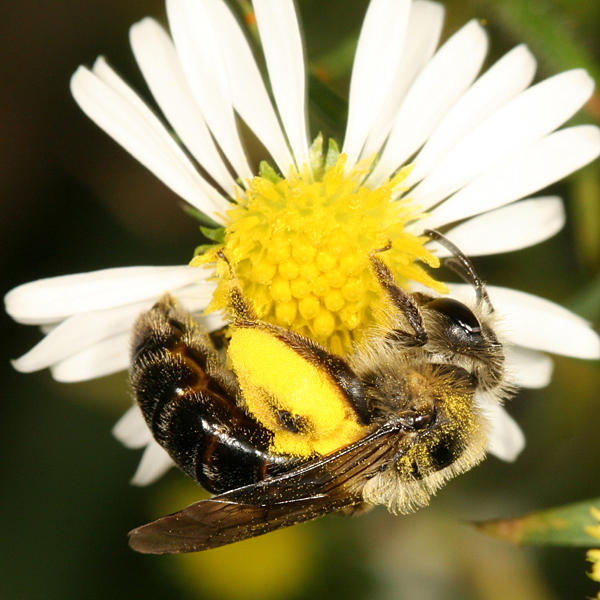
left=129, top=297, right=291, bottom=493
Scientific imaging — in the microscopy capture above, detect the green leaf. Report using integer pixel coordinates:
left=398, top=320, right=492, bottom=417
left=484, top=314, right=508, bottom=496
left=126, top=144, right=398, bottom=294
left=475, top=498, right=600, bottom=547
left=193, top=244, right=216, bottom=256
left=325, top=138, right=341, bottom=170
left=258, top=160, right=282, bottom=183
left=181, top=204, right=221, bottom=228
left=309, top=132, right=325, bottom=178
left=199, top=226, right=225, bottom=243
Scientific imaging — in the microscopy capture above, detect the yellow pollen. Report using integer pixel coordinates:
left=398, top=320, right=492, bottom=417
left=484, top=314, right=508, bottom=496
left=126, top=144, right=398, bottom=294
left=193, top=150, right=447, bottom=354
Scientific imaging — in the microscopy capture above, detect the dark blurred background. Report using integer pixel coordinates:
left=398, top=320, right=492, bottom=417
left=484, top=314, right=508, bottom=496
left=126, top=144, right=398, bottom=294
left=1, top=1, right=599, bottom=598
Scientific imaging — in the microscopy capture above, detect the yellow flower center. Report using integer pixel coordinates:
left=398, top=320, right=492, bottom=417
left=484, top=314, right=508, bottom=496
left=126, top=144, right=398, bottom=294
left=192, top=144, right=446, bottom=355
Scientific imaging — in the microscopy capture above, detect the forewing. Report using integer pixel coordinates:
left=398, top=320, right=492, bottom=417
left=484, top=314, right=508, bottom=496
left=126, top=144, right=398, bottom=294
left=129, top=423, right=403, bottom=553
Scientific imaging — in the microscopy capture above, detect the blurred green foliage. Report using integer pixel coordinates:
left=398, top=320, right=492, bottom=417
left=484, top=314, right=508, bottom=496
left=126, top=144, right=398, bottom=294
left=477, top=499, right=600, bottom=547
left=1, top=0, right=599, bottom=599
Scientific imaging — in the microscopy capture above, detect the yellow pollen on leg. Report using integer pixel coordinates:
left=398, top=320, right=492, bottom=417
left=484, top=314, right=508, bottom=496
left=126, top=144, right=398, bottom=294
left=193, top=152, right=447, bottom=354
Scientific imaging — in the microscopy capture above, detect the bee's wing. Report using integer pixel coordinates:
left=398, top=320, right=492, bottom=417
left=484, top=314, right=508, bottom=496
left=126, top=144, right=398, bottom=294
left=128, top=423, right=404, bottom=553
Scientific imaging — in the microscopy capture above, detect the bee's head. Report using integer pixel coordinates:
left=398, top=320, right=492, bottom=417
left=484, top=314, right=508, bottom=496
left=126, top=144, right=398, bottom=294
left=367, top=231, right=508, bottom=395
left=417, top=229, right=509, bottom=394
left=419, top=295, right=506, bottom=393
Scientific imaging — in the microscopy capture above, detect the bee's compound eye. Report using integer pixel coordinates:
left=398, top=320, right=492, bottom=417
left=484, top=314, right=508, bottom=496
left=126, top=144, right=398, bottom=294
left=426, top=297, right=483, bottom=345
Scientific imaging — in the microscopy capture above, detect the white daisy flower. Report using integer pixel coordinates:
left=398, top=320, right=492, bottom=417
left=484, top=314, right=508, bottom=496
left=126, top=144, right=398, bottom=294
left=5, top=0, right=600, bottom=486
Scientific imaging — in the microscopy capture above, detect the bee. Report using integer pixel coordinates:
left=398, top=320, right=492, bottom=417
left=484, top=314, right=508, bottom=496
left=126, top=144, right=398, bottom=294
left=128, top=230, right=511, bottom=554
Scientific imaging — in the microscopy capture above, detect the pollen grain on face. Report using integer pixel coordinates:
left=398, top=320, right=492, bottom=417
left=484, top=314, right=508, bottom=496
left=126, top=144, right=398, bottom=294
left=192, top=146, right=447, bottom=354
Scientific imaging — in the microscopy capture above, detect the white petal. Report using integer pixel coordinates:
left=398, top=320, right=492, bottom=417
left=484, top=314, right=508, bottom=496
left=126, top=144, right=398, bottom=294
left=129, top=18, right=239, bottom=197
left=433, top=196, right=565, bottom=256
left=362, top=0, right=445, bottom=159
left=253, top=0, right=310, bottom=169
left=204, top=0, right=295, bottom=175
left=421, top=125, right=600, bottom=229
left=12, top=301, right=155, bottom=373
left=342, top=0, right=411, bottom=168
left=166, top=0, right=254, bottom=182
left=11, top=282, right=216, bottom=374
left=405, top=44, right=537, bottom=187
left=491, top=286, right=600, bottom=359
left=174, top=284, right=224, bottom=318
left=46, top=291, right=224, bottom=383
left=71, top=64, right=229, bottom=218
left=410, top=69, right=594, bottom=208
left=180, top=305, right=227, bottom=333
left=5, top=266, right=210, bottom=324
left=366, top=19, right=488, bottom=187
left=482, top=400, right=525, bottom=462
left=448, top=283, right=600, bottom=359
left=504, top=346, right=553, bottom=389
left=50, top=332, right=130, bottom=382
left=113, top=405, right=152, bottom=449
left=131, top=441, right=174, bottom=486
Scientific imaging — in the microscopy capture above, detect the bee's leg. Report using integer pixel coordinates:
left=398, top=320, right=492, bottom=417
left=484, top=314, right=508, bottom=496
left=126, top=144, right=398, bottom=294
left=130, top=295, right=291, bottom=493
left=369, top=247, right=428, bottom=348
left=216, top=249, right=258, bottom=323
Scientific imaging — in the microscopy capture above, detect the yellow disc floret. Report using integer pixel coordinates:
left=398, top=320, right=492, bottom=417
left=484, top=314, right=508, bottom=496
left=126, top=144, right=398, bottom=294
left=193, top=140, right=446, bottom=355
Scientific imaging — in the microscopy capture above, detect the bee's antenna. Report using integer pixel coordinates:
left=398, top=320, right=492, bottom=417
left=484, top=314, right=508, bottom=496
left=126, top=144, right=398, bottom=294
left=424, top=229, right=494, bottom=312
